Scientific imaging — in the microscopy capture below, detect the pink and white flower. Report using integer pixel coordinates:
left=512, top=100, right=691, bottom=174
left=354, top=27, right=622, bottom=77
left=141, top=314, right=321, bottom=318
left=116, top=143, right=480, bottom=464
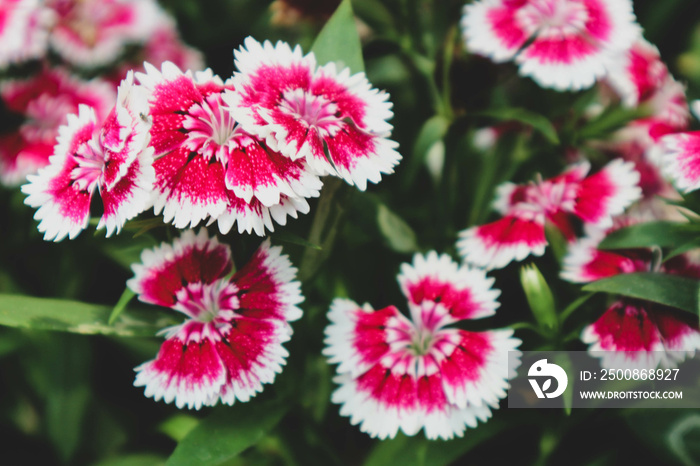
left=128, top=229, right=303, bottom=410
left=224, top=37, right=401, bottom=191
left=135, top=62, right=322, bottom=236
left=458, top=159, right=641, bottom=270
left=49, top=0, right=160, bottom=68
left=22, top=72, right=154, bottom=240
left=461, top=0, right=640, bottom=91
left=0, top=68, right=115, bottom=186
left=324, top=252, right=520, bottom=440
left=561, top=227, right=700, bottom=369
left=0, top=0, right=53, bottom=68
left=658, top=101, right=700, bottom=193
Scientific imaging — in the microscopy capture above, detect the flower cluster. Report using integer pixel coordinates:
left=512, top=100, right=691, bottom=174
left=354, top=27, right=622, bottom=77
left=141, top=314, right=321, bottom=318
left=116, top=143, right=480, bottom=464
left=0, top=0, right=202, bottom=188
left=21, top=37, right=401, bottom=239
left=128, top=230, right=304, bottom=409
left=324, top=252, right=521, bottom=440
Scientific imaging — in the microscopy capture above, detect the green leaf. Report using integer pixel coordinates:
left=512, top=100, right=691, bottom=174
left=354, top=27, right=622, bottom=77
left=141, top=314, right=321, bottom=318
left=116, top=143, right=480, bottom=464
left=0, top=294, right=175, bottom=337
left=94, top=454, right=166, bottom=466
left=520, top=264, right=558, bottom=334
left=159, top=414, right=200, bottom=442
left=598, top=221, right=700, bottom=250
left=310, top=0, right=364, bottom=73
left=270, top=231, right=322, bottom=250
left=402, top=115, right=450, bottom=188
left=582, top=272, right=700, bottom=314
left=476, top=108, right=560, bottom=145
left=577, top=104, right=650, bottom=141
left=108, top=288, right=136, bottom=325
left=377, top=204, right=419, bottom=253
left=166, top=399, right=286, bottom=466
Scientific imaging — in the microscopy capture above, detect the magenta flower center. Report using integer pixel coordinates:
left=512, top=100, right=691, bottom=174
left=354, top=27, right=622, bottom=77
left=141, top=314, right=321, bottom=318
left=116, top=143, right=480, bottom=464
left=183, top=93, right=237, bottom=163
left=518, top=0, right=589, bottom=35
left=71, top=137, right=105, bottom=192
left=279, top=88, right=341, bottom=136
left=173, top=279, right=239, bottom=324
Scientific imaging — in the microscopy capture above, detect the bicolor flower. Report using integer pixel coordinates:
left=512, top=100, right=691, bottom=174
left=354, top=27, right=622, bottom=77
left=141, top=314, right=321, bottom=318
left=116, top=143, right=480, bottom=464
left=0, top=0, right=53, bottom=68
left=22, top=72, right=154, bottom=240
left=324, top=252, right=520, bottom=440
left=135, top=62, right=322, bottom=236
left=224, top=37, right=401, bottom=191
left=0, top=68, right=115, bottom=186
left=461, top=0, right=640, bottom=91
left=49, top=0, right=160, bottom=68
left=128, top=229, right=303, bottom=410
left=659, top=101, right=700, bottom=193
left=562, top=228, right=700, bottom=369
left=457, top=159, right=641, bottom=270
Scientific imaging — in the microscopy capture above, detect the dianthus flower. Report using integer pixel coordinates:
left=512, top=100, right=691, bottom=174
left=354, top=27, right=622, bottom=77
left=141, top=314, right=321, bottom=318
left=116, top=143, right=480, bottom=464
left=135, top=62, right=322, bottom=235
left=658, top=101, right=700, bottom=193
left=49, top=0, right=160, bottom=68
left=0, top=68, right=115, bottom=186
left=457, top=159, right=641, bottom=270
left=324, top=252, right=520, bottom=440
left=561, top=227, right=700, bottom=369
left=461, top=0, right=640, bottom=91
left=0, top=0, right=53, bottom=68
left=22, top=72, right=154, bottom=240
left=128, top=229, right=303, bottom=410
left=224, top=37, right=401, bottom=191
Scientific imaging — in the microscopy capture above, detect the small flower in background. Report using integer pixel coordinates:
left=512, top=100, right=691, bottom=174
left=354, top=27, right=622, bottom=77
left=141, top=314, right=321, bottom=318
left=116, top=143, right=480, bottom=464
left=48, top=0, right=160, bottom=68
left=0, top=68, right=115, bottom=186
left=324, top=252, right=520, bottom=440
left=128, top=229, right=303, bottom=409
left=135, top=61, right=323, bottom=235
left=0, top=0, right=53, bottom=69
left=457, top=159, right=642, bottom=270
left=659, top=101, right=700, bottom=193
left=225, top=37, right=401, bottom=191
left=21, top=72, right=154, bottom=240
left=561, top=223, right=700, bottom=369
left=461, top=0, right=640, bottom=91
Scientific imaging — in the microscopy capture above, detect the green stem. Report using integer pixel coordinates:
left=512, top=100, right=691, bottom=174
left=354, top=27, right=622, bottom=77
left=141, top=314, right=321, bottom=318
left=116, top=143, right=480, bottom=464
left=299, top=178, right=346, bottom=282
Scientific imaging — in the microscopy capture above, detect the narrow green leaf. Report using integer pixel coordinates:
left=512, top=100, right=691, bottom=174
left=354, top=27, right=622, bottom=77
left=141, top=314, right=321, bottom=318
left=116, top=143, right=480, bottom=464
left=166, top=399, right=286, bottom=466
left=0, top=294, right=174, bottom=337
left=558, top=293, right=594, bottom=324
left=582, top=272, right=700, bottom=314
left=402, top=115, right=450, bottom=188
left=476, top=108, right=560, bottom=145
left=577, top=105, right=650, bottom=141
left=94, top=454, right=166, bottom=466
left=108, top=288, right=136, bottom=325
left=377, top=204, right=419, bottom=253
left=666, top=237, right=700, bottom=261
left=598, top=221, right=700, bottom=250
left=520, top=264, right=558, bottom=334
left=270, top=231, right=322, bottom=250
left=310, top=0, right=364, bottom=73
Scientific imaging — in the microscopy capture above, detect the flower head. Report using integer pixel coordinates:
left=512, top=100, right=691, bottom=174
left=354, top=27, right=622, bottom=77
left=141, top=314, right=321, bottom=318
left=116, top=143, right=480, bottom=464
left=658, top=102, right=700, bottom=193
left=461, top=0, right=640, bottom=91
left=136, top=61, right=322, bottom=236
left=22, top=72, right=154, bottom=240
left=224, top=37, right=401, bottom=191
left=0, top=68, right=116, bottom=186
left=324, top=252, right=520, bottom=440
left=128, top=229, right=303, bottom=409
left=49, top=0, right=160, bottom=68
left=458, top=159, right=641, bottom=270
